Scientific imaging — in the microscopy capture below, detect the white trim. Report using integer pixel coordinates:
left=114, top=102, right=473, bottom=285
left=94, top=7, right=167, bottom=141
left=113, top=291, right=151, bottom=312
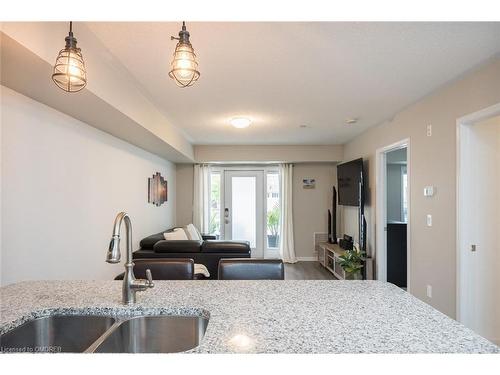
left=456, top=102, right=500, bottom=323
left=375, top=138, right=411, bottom=292
left=296, top=257, right=318, bottom=261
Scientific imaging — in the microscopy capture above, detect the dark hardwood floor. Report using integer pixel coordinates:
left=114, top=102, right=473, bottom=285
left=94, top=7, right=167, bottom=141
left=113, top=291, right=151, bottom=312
left=284, top=261, right=336, bottom=280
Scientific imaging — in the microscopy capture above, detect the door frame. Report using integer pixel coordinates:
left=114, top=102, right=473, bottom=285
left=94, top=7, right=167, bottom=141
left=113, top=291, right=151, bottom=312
left=375, top=138, right=411, bottom=291
left=456, top=102, right=500, bottom=323
left=210, top=165, right=281, bottom=258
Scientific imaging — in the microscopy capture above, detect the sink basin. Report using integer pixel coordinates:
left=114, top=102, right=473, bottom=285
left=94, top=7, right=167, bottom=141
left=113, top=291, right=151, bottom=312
left=0, top=315, right=116, bottom=353
left=93, top=315, right=209, bottom=353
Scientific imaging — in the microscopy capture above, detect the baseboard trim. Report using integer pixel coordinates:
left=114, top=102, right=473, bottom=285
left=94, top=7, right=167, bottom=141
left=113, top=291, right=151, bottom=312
left=296, top=257, right=317, bottom=261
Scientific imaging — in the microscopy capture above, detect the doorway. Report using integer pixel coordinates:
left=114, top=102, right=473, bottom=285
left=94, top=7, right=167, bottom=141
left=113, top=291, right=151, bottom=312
left=209, top=166, right=281, bottom=259
left=375, top=139, right=410, bottom=290
left=224, top=170, right=264, bottom=258
left=457, top=104, right=500, bottom=345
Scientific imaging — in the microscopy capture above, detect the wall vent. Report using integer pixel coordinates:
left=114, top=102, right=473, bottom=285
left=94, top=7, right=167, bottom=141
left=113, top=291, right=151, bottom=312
left=314, top=232, right=328, bottom=265
left=313, top=232, right=328, bottom=252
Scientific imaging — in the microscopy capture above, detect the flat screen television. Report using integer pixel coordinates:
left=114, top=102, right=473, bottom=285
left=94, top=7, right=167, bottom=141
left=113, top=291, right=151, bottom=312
left=337, top=158, right=364, bottom=206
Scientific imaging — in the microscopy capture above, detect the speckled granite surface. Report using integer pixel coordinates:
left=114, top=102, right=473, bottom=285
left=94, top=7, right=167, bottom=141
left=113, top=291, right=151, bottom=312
left=0, top=280, right=498, bottom=353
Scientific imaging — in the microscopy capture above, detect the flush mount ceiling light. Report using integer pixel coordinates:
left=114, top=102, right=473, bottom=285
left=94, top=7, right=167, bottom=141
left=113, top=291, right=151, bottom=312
left=52, top=22, right=87, bottom=93
left=345, top=118, right=359, bottom=125
left=230, top=117, right=252, bottom=129
left=169, top=22, right=200, bottom=88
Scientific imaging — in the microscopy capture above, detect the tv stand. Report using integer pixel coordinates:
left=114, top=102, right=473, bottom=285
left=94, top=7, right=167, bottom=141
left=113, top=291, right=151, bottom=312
left=318, top=242, right=373, bottom=280
left=318, top=242, right=349, bottom=280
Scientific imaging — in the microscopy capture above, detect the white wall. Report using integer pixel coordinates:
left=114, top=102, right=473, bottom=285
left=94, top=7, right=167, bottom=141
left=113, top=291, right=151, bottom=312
left=342, top=57, right=500, bottom=318
left=1, top=87, right=176, bottom=285
left=194, top=145, right=343, bottom=163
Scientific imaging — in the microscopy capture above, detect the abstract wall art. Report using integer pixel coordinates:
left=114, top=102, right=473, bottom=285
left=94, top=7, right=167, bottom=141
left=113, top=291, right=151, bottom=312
left=148, top=172, right=167, bottom=206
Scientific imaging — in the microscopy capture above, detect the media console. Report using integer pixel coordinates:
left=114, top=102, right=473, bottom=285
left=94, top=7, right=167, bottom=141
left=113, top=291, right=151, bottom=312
left=318, top=242, right=374, bottom=280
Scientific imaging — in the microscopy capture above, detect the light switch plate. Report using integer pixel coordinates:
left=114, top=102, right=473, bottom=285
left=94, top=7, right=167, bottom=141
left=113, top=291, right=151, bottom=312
left=424, top=186, right=435, bottom=197
left=427, top=285, right=432, bottom=298
left=426, top=214, right=432, bottom=227
left=426, top=124, right=432, bottom=137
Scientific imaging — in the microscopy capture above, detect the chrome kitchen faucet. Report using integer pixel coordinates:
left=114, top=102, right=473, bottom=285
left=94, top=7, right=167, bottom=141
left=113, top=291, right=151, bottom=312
left=106, top=212, right=154, bottom=304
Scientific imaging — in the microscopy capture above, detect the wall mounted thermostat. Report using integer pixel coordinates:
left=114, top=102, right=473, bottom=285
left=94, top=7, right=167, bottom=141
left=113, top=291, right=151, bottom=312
left=424, top=186, right=435, bottom=197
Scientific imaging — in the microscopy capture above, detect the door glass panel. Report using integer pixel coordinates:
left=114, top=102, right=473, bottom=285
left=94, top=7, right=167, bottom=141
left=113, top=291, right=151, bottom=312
left=231, top=176, right=256, bottom=248
left=266, top=172, right=280, bottom=249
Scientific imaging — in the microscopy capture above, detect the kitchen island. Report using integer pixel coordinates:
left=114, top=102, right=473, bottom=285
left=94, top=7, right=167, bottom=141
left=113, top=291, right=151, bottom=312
left=0, top=280, right=498, bottom=353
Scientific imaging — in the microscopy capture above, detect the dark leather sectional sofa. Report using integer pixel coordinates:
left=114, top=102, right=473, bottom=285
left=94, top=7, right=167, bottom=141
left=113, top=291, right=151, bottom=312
left=133, top=229, right=251, bottom=279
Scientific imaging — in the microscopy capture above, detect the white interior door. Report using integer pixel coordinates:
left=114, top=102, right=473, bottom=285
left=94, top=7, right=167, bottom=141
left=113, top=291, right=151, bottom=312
left=224, top=171, right=264, bottom=258
left=458, top=116, right=500, bottom=345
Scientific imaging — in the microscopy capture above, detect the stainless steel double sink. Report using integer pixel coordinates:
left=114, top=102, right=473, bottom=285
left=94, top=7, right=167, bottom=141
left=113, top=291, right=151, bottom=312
left=0, top=314, right=209, bottom=353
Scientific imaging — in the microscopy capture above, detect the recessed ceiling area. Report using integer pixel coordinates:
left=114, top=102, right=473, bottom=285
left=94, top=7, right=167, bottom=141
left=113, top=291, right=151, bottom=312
left=84, top=23, right=500, bottom=145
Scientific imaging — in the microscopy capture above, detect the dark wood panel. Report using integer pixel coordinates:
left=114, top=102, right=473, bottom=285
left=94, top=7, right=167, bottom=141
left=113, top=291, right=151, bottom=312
left=387, top=223, right=407, bottom=287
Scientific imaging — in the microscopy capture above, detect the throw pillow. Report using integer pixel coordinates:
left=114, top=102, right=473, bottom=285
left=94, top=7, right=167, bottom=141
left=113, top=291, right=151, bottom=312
left=185, top=223, right=202, bottom=241
left=163, top=228, right=188, bottom=241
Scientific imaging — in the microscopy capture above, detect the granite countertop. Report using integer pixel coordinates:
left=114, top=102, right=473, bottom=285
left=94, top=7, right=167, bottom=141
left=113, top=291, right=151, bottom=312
left=0, top=280, right=498, bottom=353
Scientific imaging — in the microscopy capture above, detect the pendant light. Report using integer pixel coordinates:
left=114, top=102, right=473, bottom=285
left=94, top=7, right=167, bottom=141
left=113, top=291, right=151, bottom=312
left=169, top=22, right=200, bottom=88
left=52, top=22, right=87, bottom=93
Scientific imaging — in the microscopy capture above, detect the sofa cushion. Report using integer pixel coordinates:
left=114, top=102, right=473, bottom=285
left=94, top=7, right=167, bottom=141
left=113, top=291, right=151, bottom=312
left=153, top=240, right=202, bottom=253
left=201, top=240, right=251, bottom=254
left=140, top=232, right=168, bottom=250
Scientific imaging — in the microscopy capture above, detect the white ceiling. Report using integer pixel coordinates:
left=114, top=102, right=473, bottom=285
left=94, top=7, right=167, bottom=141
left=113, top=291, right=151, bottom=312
left=86, top=22, right=500, bottom=145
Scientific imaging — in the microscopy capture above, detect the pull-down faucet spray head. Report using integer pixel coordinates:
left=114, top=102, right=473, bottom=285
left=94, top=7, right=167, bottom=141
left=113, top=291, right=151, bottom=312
left=106, top=235, right=121, bottom=263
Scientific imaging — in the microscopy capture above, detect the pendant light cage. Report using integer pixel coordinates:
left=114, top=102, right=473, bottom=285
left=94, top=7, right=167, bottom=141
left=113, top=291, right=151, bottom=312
left=52, top=22, right=87, bottom=93
left=169, top=22, right=200, bottom=88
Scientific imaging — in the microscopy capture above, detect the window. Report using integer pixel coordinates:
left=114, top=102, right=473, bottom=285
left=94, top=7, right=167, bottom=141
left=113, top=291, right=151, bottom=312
left=209, top=172, right=221, bottom=236
left=266, top=172, right=280, bottom=249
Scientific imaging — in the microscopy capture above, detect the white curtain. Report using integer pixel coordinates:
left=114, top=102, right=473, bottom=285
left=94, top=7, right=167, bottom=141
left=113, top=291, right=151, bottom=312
left=279, top=163, right=297, bottom=263
left=193, top=164, right=210, bottom=234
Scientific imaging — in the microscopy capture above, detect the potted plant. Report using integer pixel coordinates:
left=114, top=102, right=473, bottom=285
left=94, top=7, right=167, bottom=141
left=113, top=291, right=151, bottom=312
left=267, top=205, right=280, bottom=248
left=338, top=246, right=366, bottom=280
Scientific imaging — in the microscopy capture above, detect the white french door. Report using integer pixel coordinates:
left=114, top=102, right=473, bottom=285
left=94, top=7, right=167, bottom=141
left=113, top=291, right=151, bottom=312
left=224, top=171, right=264, bottom=258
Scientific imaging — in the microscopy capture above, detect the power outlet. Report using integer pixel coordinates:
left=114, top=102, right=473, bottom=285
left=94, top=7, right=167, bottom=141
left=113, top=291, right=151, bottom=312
left=426, top=124, right=432, bottom=137
left=427, top=285, right=432, bottom=298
